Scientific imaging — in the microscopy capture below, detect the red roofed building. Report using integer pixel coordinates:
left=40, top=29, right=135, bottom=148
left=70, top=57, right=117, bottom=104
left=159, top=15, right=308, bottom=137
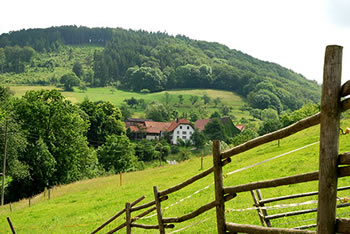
left=194, top=119, right=211, bottom=132
left=235, top=124, right=246, bottom=132
left=167, top=119, right=194, bottom=144
left=126, top=118, right=194, bottom=144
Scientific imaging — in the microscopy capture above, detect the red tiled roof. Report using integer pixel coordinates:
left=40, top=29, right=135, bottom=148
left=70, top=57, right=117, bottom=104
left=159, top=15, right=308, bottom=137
left=167, top=119, right=191, bottom=132
left=235, top=124, right=246, bottom=131
left=126, top=119, right=192, bottom=134
left=128, top=126, right=140, bottom=132
left=144, top=121, right=172, bottom=134
left=194, top=119, right=211, bottom=132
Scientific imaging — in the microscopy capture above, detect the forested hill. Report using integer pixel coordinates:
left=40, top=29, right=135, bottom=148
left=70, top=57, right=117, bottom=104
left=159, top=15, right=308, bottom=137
left=0, top=26, right=321, bottom=112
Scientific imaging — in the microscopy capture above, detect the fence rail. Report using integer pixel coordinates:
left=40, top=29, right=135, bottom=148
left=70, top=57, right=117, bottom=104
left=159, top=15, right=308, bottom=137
left=89, top=45, right=350, bottom=234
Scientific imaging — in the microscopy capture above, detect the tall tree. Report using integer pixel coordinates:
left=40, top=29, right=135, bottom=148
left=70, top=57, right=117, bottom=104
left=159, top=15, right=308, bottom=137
left=203, top=118, right=226, bottom=142
left=78, top=99, right=125, bottom=147
left=10, top=90, right=93, bottom=200
left=72, top=61, right=84, bottom=78
left=60, top=73, right=80, bottom=91
left=97, top=135, right=141, bottom=173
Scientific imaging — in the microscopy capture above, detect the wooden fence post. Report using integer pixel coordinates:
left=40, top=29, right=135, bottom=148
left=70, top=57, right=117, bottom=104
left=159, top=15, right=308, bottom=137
left=120, top=172, right=122, bottom=186
left=7, top=217, right=16, bottom=234
left=48, top=189, right=51, bottom=200
left=201, top=155, right=203, bottom=170
left=213, top=140, right=226, bottom=234
left=125, top=202, right=131, bottom=234
left=256, top=190, right=271, bottom=227
left=153, top=186, right=165, bottom=234
left=317, top=45, right=343, bottom=234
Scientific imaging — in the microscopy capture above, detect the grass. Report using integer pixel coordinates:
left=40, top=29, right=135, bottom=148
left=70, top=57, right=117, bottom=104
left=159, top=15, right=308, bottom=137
left=7, top=86, right=256, bottom=124
left=1, top=113, right=350, bottom=233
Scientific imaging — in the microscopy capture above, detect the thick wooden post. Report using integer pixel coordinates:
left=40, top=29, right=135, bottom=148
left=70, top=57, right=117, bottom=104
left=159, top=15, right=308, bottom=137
left=153, top=186, right=165, bottom=234
left=317, top=45, right=342, bottom=233
left=213, top=140, right=226, bottom=234
left=125, top=202, right=131, bottom=234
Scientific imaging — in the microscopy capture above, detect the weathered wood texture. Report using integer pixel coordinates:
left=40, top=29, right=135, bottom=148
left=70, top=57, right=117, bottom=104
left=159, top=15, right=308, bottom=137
left=130, top=195, right=145, bottom=206
left=336, top=218, right=350, bottom=233
left=266, top=203, right=350, bottom=220
left=341, top=80, right=350, bottom=97
left=213, top=140, right=226, bottom=234
left=225, top=222, right=315, bottom=233
left=342, top=98, right=350, bottom=112
left=132, top=206, right=156, bottom=221
left=130, top=223, right=175, bottom=229
left=91, top=195, right=145, bottom=234
left=250, top=191, right=266, bottom=226
left=105, top=207, right=157, bottom=234
left=130, top=195, right=168, bottom=212
left=221, top=113, right=320, bottom=159
left=338, top=152, right=350, bottom=165
left=256, top=190, right=272, bottom=227
left=159, top=158, right=231, bottom=197
left=259, top=185, right=350, bottom=204
left=224, top=166, right=350, bottom=194
left=294, top=224, right=317, bottom=230
left=163, top=193, right=236, bottom=223
left=106, top=223, right=126, bottom=234
left=126, top=203, right=131, bottom=234
left=153, top=186, right=165, bottom=234
left=317, top=45, right=342, bottom=234
left=7, top=217, right=16, bottom=234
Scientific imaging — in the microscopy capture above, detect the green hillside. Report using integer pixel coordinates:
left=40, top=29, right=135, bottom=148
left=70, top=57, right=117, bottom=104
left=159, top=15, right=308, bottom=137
left=8, top=86, right=255, bottom=123
left=0, top=26, right=321, bottom=114
left=1, top=113, right=349, bottom=233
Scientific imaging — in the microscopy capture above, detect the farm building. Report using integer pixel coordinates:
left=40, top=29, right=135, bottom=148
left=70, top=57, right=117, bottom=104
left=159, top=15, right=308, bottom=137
left=126, top=118, right=194, bottom=144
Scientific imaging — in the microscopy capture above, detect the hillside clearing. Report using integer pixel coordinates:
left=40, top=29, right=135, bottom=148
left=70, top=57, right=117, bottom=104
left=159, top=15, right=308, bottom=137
left=7, top=86, right=254, bottom=122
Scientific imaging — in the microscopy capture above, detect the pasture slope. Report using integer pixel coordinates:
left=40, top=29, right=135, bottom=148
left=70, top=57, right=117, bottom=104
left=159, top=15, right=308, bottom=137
left=0, top=112, right=350, bottom=233
left=8, top=86, right=253, bottom=122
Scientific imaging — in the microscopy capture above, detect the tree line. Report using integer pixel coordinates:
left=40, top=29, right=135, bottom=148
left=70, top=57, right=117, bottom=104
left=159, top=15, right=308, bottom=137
left=0, top=26, right=321, bottom=113
left=91, top=28, right=320, bottom=113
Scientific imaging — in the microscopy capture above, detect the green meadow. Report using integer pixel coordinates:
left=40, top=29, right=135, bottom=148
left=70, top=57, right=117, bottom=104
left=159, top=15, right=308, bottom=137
left=8, top=86, right=254, bottom=123
left=1, top=113, right=350, bottom=233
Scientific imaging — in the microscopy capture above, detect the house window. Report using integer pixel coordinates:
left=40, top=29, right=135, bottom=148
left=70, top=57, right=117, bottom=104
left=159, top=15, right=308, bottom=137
left=182, top=136, right=187, bottom=140
left=177, top=136, right=180, bottom=138
left=187, top=126, right=189, bottom=129
left=182, top=131, right=186, bottom=134
left=180, top=126, right=183, bottom=129
left=177, top=131, right=180, bottom=134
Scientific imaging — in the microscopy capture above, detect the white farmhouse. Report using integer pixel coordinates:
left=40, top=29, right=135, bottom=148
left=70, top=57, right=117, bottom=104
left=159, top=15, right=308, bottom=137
left=167, top=119, right=194, bottom=144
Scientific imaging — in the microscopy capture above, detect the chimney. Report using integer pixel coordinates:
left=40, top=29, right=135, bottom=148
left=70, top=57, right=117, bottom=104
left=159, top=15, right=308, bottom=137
left=176, top=118, right=178, bottom=123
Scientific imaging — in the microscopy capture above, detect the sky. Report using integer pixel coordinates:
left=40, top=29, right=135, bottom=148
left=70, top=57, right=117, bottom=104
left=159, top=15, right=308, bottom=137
left=1, top=0, right=350, bottom=84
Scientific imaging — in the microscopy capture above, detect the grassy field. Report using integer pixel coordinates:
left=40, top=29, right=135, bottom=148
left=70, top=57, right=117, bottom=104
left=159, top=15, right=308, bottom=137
left=7, top=86, right=255, bottom=123
left=1, top=113, right=350, bottom=233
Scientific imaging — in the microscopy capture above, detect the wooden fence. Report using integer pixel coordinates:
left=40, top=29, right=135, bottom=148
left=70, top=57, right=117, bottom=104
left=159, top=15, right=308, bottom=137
left=90, top=45, right=350, bottom=233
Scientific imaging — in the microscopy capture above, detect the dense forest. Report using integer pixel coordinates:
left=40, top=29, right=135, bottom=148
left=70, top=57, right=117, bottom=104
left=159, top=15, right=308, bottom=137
left=0, top=26, right=321, bottom=113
